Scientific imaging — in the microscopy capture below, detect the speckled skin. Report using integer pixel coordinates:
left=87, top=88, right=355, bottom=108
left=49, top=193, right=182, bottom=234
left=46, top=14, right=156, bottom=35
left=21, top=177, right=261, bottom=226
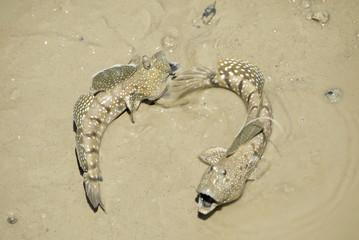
left=174, top=57, right=272, bottom=215
left=73, top=51, right=178, bottom=210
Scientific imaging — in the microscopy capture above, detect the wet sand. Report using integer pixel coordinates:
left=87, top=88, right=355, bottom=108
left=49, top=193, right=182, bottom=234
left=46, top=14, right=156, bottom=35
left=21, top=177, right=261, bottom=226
left=1, top=0, right=359, bottom=239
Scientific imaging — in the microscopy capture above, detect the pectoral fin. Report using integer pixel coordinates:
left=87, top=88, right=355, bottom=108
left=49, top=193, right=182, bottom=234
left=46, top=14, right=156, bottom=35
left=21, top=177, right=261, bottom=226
left=227, top=120, right=264, bottom=156
left=198, top=147, right=226, bottom=165
left=124, top=94, right=141, bottom=123
left=91, top=64, right=137, bottom=91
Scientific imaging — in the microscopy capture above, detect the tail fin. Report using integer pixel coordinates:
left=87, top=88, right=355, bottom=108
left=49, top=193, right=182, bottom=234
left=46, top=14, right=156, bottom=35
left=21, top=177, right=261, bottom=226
left=170, top=66, right=217, bottom=97
left=83, top=173, right=105, bottom=211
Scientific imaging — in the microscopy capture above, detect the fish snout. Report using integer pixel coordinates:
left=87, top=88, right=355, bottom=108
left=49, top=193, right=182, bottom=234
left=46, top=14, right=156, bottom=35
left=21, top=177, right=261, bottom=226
left=196, top=190, right=219, bottom=215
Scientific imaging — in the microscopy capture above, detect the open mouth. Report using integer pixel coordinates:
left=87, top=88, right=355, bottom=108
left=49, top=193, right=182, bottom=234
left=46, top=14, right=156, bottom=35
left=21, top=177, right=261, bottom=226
left=197, top=192, right=218, bottom=215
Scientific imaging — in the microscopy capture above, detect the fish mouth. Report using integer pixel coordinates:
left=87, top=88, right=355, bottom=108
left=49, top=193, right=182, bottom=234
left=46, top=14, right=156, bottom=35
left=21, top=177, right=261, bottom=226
left=197, top=191, right=218, bottom=215
left=169, top=62, right=181, bottom=74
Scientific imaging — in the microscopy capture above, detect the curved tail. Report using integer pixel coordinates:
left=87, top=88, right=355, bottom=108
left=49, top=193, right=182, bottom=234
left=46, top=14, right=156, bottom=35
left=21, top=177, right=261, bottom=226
left=83, top=172, right=105, bottom=211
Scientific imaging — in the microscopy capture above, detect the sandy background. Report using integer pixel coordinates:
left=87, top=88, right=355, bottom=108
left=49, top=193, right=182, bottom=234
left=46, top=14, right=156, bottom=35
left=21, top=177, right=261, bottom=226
left=1, top=0, right=359, bottom=239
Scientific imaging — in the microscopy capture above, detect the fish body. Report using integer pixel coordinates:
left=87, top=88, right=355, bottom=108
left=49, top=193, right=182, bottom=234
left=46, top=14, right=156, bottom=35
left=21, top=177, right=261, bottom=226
left=73, top=51, right=180, bottom=210
left=174, top=57, right=272, bottom=215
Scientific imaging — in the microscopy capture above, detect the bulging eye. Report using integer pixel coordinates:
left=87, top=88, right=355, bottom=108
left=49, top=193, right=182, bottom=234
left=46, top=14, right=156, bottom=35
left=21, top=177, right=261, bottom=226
left=144, top=61, right=152, bottom=69
left=220, top=169, right=227, bottom=176
left=210, top=165, right=217, bottom=171
left=142, top=55, right=153, bottom=69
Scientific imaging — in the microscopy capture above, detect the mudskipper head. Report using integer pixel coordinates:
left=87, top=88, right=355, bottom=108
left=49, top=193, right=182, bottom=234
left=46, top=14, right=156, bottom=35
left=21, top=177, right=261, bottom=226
left=197, top=158, right=247, bottom=215
left=195, top=144, right=260, bottom=216
left=136, top=51, right=180, bottom=100
left=124, top=51, right=180, bottom=122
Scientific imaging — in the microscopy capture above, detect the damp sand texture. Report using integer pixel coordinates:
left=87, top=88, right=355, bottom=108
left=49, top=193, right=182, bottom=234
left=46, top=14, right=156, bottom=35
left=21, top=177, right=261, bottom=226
left=1, top=1, right=359, bottom=240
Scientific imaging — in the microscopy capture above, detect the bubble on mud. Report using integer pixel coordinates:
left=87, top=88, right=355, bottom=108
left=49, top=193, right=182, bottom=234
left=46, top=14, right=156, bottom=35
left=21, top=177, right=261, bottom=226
left=310, top=11, right=329, bottom=24
left=277, top=183, right=295, bottom=194
left=301, top=0, right=310, bottom=8
left=10, top=88, right=20, bottom=100
left=127, top=46, right=135, bottom=56
left=161, top=35, right=177, bottom=51
left=7, top=212, right=17, bottom=224
left=89, top=46, right=96, bottom=54
left=281, top=183, right=295, bottom=193
left=356, top=33, right=359, bottom=39
left=324, top=88, right=343, bottom=103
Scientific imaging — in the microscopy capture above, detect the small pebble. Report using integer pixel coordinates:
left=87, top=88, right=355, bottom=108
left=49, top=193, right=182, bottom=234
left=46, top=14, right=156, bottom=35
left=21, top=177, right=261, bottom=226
left=311, top=11, right=329, bottom=24
left=7, top=212, right=17, bottom=224
left=324, top=88, right=343, bottom=103
left=201, top=1, right=216, bottom=24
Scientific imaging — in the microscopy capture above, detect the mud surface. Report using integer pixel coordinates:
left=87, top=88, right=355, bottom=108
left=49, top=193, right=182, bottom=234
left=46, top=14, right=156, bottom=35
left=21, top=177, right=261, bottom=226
left=1, top=0, right=359, bottom=239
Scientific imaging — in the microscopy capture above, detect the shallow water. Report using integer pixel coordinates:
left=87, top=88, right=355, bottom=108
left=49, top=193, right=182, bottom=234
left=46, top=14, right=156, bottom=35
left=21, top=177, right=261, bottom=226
left=1, top=0, right=359, bottom=239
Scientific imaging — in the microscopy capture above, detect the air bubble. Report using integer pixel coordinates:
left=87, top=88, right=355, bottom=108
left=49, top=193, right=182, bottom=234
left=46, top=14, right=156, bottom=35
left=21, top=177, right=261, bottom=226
left=301, top=0, right=310, bottom=8
left=161, top=35, right=177, bottom=51
left=282, top=184, right=295, bottom=193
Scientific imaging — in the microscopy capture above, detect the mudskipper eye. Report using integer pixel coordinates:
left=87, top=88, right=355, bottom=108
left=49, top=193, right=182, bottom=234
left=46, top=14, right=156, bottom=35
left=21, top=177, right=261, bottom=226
left=221, top=169, right=227, bottom=176
left=142, top=55, right=152, bottom=69
left=210, top=165, right=217, bottom=171
left=144, top=61, right=152, bottom=69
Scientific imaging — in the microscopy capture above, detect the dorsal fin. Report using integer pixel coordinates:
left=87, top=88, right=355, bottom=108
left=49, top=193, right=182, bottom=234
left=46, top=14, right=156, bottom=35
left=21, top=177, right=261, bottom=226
left=73, top=93, right=95, bottom=128
left=91, top=64, right=137, bottom=91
